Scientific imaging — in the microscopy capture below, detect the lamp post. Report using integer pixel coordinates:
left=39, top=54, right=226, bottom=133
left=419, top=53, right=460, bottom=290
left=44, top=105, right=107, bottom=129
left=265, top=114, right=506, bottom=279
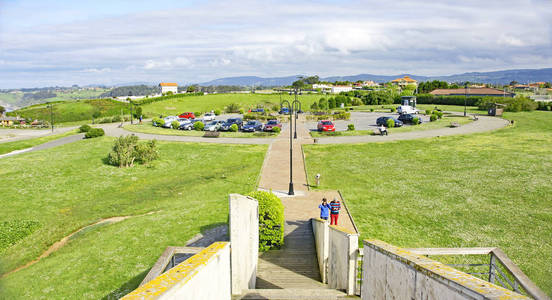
left=281, top=99, right=294, bottom=195
left=464, top=83, right=468, bottom=117
left=47, top=103, right=54, bottom=132
left=128, top=91, right=134, bottom=124
left=289, top=88, right=302, bottom=139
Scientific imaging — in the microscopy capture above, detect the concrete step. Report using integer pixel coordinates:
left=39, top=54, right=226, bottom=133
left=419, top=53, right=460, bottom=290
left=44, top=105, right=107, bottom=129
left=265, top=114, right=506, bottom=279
left=234, top=289, right=354, bottom=300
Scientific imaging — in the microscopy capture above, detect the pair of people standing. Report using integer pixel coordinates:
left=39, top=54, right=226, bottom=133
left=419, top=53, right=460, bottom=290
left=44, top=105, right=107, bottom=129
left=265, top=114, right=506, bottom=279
left=318, top=197, right=341, bottom=225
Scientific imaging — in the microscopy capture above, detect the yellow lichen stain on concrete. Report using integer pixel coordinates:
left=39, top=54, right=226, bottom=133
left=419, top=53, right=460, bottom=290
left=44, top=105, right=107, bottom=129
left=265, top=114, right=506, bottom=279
left=363, top=239, right=529, bottom=299
left=329, top=224, right=357, bottom=235
left=122, top=242, right=229, bottom=299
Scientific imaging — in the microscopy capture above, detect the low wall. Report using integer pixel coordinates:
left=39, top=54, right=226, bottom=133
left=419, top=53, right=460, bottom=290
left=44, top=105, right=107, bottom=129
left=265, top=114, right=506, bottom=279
left=328, top=225, right=359, bottom=295
left=123, top=242, right=231, bottom=300
left=312, top=218, right=329, bottom=283
left=361, top=239, right=529, bottom=300
left=229, top=194, right=259, bottom=295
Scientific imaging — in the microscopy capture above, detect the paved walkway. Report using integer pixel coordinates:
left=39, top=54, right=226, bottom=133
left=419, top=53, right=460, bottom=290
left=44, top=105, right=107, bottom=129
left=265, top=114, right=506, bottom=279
left=0, top=126, right=76, bottom=143
left=0, top=134, right=84, bottom=159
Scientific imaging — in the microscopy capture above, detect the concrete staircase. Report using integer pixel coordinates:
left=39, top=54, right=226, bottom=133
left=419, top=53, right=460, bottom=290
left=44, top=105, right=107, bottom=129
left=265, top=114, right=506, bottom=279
left=235, top=289, right=350, bottom=299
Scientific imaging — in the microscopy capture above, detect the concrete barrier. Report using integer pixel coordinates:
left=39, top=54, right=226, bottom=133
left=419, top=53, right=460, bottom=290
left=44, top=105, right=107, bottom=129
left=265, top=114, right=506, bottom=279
left=229, top=194, right=259, bottom=295
left=312, top=218, right=329, bottom=283
left=328, top=225, right=359, bottom=295
left=123, top=242, right=231, bottom=300
left=361, top=239, right=529, bottom=300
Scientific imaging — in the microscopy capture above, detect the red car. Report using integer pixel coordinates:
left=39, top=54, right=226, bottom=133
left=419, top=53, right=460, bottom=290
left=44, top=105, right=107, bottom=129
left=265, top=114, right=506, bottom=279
left=317, top=120, right=335, bottom=132
left=178, top=112, right=195, bottom=119
left=263, top=119, right=282, bottom=131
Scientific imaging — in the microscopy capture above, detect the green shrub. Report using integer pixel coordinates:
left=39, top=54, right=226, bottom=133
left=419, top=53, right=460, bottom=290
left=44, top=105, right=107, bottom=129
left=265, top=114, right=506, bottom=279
left=412, top=117, right=420, bottom=125
left=390, top=107, right=396, bottom=112
left=430, top=114, right=438, bottom=122
left=247, top=191, right=284, bottom=251
left=425, top=109, right=432, bottom=115
left=436, top=111, right=444, bottom=119
left=333, top=112, right=350, bottom=120
left=171, top=120, right=180, bottom=129
left=152, top=118, right=164, bottom=127
left=225, top=103, right=240, bottom=113
left=272, top=126, right=281, bottom=133
left=194, top=121, right=204, bottom=131
left=477, top=96, right=537, bottom=112
left=310, top=102, right=319, bottom=110
left=79, top=124, right=91, bottom=133
left=99, top=117, right=112, bottom=124
left=239, top=108, right=245, bottom=114
left=243, top=113, right=256, bottom=120
left=214, top=109, right=221, bottom=116
left=347, top=123, right=355, bottom=131
left=107, top=135, right=159, bottom=167
left=135, top=140, right=159, bottom=165
left=386, top=118, right=395, bottom=128
left=351, top=98, right=362, bottom=106
left=84, top=128, right=105, bottom=139
left=112, top=115, right=122, bottom=122
left=194, top=112, right=201, bottom=118
left=370, top=108, right=374, bottom=112
left=229, top=124, right=238, bottom=132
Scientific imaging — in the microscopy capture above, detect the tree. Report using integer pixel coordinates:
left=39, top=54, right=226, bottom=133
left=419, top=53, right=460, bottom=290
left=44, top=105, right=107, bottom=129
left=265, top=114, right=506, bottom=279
left=0, top=105, right=5, bottom=115
left=304, top=75, right=320, bottom=84
left=509, top=81, right=518, bottom=86
left=292, top=79, right=305, bottom=89
left=186, top=85, right=198, bottom=93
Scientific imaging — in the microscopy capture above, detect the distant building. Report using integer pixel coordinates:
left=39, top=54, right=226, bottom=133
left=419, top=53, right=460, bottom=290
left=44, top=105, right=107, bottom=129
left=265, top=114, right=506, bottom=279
left=430, top=88, right=514, bottom=97
left=390, top=76, right=417, bottom=87
left=331, top=85, right=353, bottom=94
left=159, top=82, right=178, bottom=94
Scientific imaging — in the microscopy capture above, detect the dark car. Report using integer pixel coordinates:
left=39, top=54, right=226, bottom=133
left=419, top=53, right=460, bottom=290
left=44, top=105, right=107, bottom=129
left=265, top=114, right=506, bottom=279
left=398, top=114, right=422, bottom=124
left=242, top=120, right=263, bottom=132
left=279, top=107, right=290, bottom=114
left=264, top=119, right=282, bottom=132
left=376, top=116, right=403, bottom=127
left=220, top=118, right=243, bottom=131
left=251, top=108, right=265, bottom=113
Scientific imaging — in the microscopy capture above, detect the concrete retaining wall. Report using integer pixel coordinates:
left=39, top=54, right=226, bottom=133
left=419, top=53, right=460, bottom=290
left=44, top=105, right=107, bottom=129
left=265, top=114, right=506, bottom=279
left=312, top=218, right=329, bottom=283
left=361, top=239, right=529, bottom=300
left=229, top=194, right=259, bottom=295
left=123, top=242, right=231, bottom=300
left=328, top=225, right=359, bottom=295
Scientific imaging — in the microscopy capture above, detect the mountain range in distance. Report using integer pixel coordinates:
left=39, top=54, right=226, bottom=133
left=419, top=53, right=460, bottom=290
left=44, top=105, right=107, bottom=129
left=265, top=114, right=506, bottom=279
left=198, top=68, right=552, bottom=86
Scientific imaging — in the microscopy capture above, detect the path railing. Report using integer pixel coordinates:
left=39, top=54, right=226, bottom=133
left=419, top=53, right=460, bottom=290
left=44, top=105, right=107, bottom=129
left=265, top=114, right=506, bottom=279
left=405, top=247, right=549, bottom=300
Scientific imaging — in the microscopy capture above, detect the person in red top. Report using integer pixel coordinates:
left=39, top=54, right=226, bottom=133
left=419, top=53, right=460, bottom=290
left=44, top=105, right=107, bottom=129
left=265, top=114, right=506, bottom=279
left=329, top=197, right=341, bottom=225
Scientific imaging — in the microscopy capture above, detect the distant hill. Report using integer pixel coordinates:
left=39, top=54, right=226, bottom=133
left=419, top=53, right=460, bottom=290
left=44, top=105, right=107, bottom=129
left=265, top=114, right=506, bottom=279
left=198, top=68, right=552, bottom=86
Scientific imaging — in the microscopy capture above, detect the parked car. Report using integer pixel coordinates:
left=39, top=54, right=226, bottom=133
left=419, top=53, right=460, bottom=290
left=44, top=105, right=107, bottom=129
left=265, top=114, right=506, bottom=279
left=220, top=118, right=243, bottom=131
left=398, top=113, right=423, bottom=124
left=242, top=120, right=263, bottom=132
left=263, top=119, right=282, bottom=132
left=279, top=107, right=290, bottom=114
left=317, top=120, right=335, bottom=132
left=251, top=108, right=265, bottom=113
left=203, top=113, right=216, bottom=121
left=204, top=120, right=224, bottom=131
left=178, top=112, right=196, bottom=119
left=376, top=116, right=403, bottom=127
left=178, top=118, right=194, bottom=130
left=162, top=116, right=179, bottom=128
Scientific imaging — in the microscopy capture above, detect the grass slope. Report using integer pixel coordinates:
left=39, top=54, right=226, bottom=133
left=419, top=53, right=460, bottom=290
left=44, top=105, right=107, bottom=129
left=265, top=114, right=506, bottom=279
left=141, top=93, right=322, bottom=116
left=0, top=137, right=266, bottom=298
left=304, top=111, right=552, bottom=294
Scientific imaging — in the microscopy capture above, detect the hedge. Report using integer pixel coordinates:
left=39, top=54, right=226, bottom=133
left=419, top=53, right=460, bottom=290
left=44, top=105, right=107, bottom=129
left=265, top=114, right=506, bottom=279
left=132, top=92, right=203, bottom=105
left=84, top=128, right=105, bottom=138
left=247, top=190, right=284, bottom=251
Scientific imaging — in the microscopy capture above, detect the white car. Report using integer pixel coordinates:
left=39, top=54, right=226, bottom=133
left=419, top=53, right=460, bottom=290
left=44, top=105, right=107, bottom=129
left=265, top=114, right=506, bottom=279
left=397, top=105, right=418, bottom=115
left=162, top=116, right=179, bottom=128
left=204, top=120, right=224, bottom=131
left=203, top=113, right=216, bottom=121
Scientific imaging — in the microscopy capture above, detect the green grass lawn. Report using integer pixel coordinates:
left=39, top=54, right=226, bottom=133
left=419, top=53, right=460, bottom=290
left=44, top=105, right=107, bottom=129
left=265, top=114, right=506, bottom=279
left=304, top=111, right=552, bottom=295
left=141, top=93, right=322, bottom=116
left=123, top=122, right=280, bottom=138
left=310, top=116, right=473, bottom=137
left=0, top=137, right=266, bottom=299
left=0, top=129, right=79, bottom=155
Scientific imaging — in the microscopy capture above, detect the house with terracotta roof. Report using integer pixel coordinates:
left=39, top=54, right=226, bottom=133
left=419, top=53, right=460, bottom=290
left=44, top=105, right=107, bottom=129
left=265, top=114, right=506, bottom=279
left=430, top=88, right=514, bottom=97
left=159, top=82, right=178, bottom=94
left=390, top=76, right=418, bottom=87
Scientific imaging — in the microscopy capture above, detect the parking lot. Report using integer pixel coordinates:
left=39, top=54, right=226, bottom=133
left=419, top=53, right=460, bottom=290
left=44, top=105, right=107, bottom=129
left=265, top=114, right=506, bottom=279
left=305, top=111, right=430, bottom=131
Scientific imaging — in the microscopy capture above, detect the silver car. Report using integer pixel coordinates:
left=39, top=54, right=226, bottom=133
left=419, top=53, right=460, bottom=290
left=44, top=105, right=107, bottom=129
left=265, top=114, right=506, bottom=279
left=204, top=120, right=224, bottom=131
left=162, top=116, right=179, bottom=128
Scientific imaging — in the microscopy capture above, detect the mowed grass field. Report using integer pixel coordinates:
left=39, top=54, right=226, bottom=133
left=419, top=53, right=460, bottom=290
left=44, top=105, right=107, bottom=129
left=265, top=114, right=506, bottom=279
left=304, top=111, right=552, bottom=294
left=141, top=93, right=322, bottom=116
left=0, top=137, right=266, bottom=298
left=0, top=130, right=79, bottom=155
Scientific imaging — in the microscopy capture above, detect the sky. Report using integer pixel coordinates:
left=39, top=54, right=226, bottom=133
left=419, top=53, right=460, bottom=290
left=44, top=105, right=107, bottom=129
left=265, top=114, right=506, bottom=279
left=0, top=0, right=551, bottom=88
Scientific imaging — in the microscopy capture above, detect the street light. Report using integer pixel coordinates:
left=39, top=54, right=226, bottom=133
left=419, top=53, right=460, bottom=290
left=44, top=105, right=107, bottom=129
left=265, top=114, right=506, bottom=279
left=464, top=83, right=468, bottom=117
left=128, top=91, right=134, bottom=125
left=289, top=88, right=302, bottom=139
left=281, top=99, right=294, bottom=196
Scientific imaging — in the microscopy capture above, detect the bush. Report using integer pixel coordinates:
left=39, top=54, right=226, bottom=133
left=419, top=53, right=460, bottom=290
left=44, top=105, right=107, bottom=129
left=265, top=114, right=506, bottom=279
left=386, top=118, right=395, bottom=128
left=425, top=109, right=432, bottom=115
left=436, top=111, right=443, bottom=119
left=226, top=103, right=240, bottom=113
left=412, top=117, right=420, bottom=125
left=239, top=108, right=245, bottom=114
left=243, top=113, right=256, bottom=120
left=171, top=120, right=180, bottom=129
left=229, top=124, right=238, bottom=132
left=134, top=140, right=159, bottom=165
left=112, top=115, right=122, bottom=122
left=390, top=107, right=396, bottom=112
left=272, top=126, right=281, bottom=133
left=108, top=135, right=138, bottom=167
left=333, top=112, right=350, bottom=120
left=194, top=121, right=204, bottom=131
left=194, top=112, right=201, bottom=118
left=99, top=117, right=112, bottom=124
left=84, top=128, right=105, bottom=139
left=430, top=114, right=438, bottom=122
left=370, top=108, right=374, bottom=112
left=247, top=191, right=284, bottom=251
left=347, top=124, right=355, bottom=131
left=152, top=118, right=164, bottom=127
left=214, top=109, right=221, bottom=116
left=477, top=96, right=537, bottom=112
left=351, top=98, right=362, bottom=106
left=79, top=124, right=91, bottom=133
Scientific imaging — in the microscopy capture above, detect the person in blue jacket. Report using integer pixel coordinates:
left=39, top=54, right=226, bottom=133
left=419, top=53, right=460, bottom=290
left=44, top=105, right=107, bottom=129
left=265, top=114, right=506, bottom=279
left=318, top=198, right=331, bottom=221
